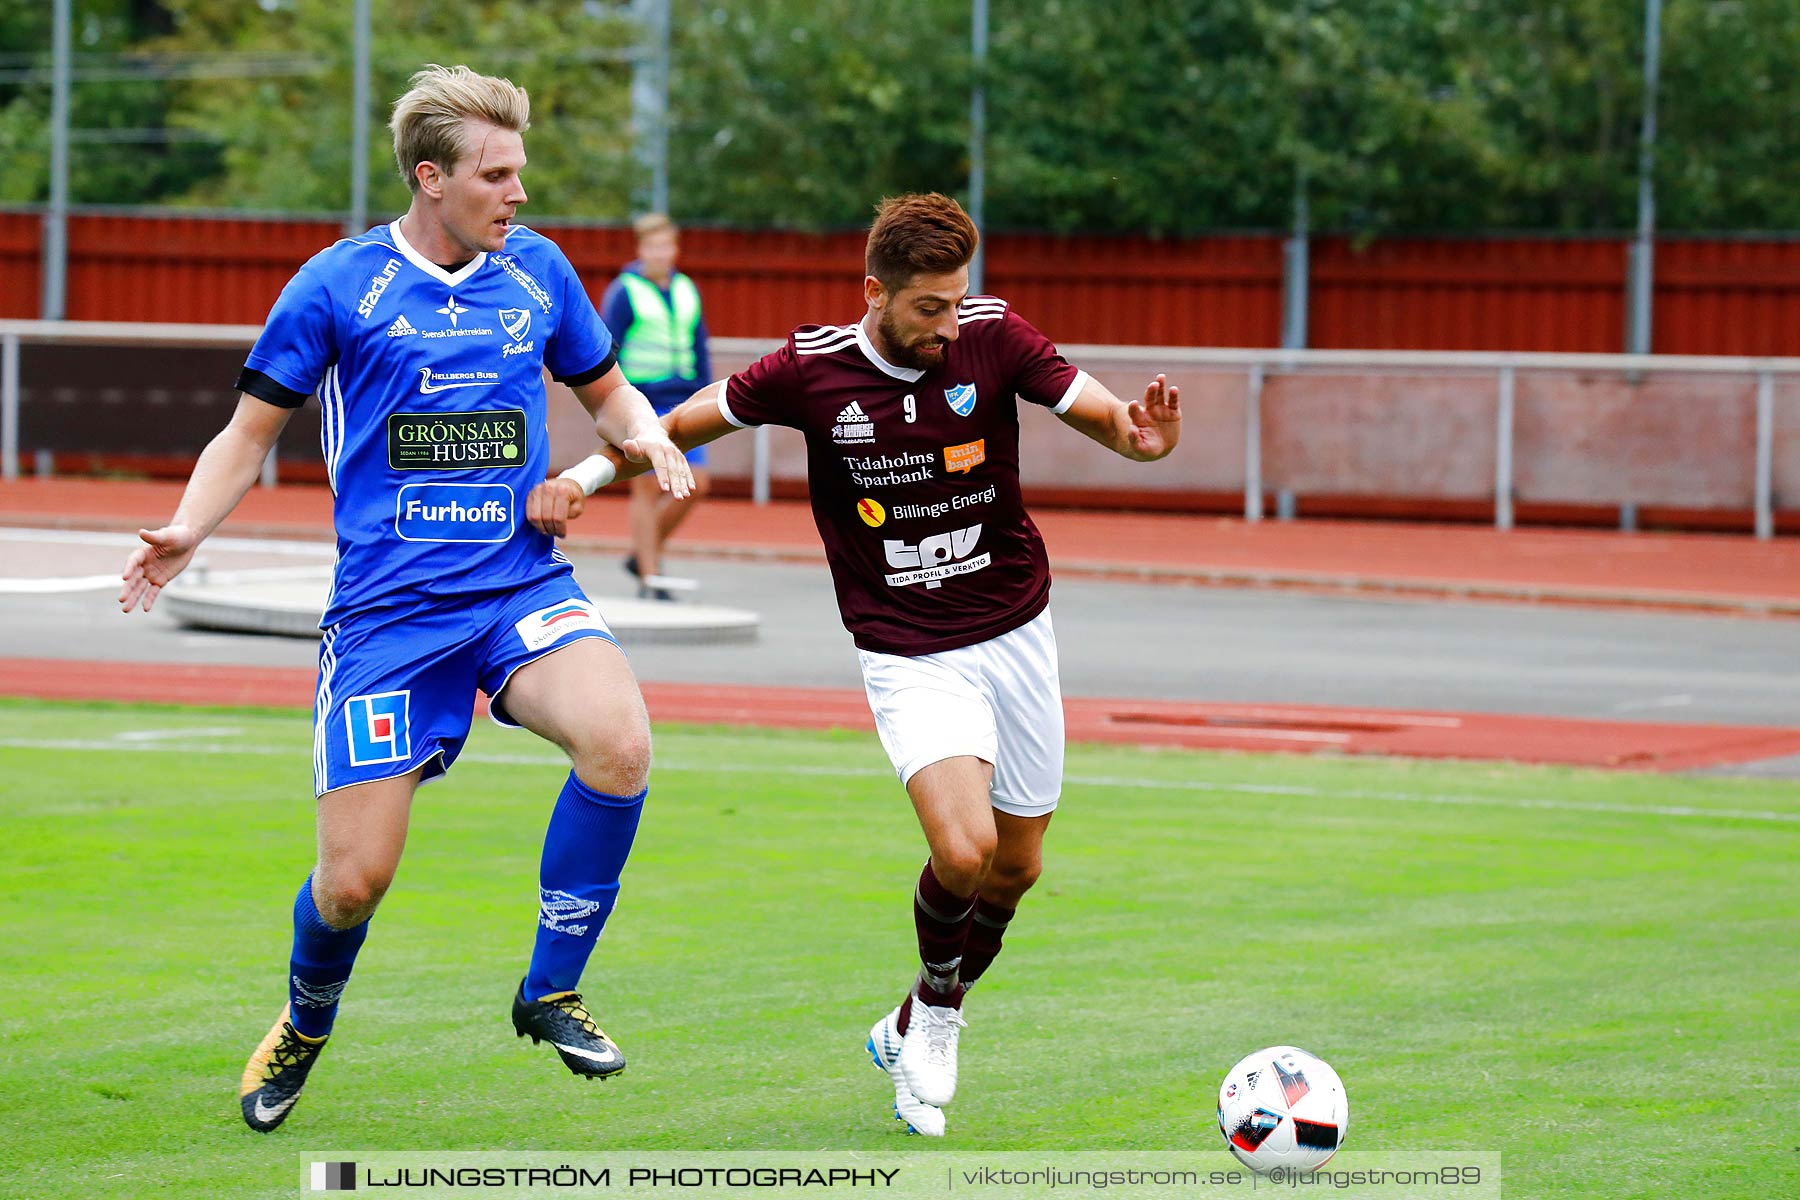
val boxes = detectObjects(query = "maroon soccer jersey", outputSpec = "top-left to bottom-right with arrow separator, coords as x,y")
721,297 -> 1086,655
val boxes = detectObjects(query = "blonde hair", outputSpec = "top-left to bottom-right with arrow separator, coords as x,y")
633,213 -> 678,241
390,64 -> 530,193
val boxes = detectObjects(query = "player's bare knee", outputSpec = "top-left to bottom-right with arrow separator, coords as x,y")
982,858 -> 1041,905
570,722 -> 651,795
933,837 -> 996,896
315,869 -> 391,926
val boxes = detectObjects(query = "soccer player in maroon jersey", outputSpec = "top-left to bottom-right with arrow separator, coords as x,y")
530,193 -> 1180,1135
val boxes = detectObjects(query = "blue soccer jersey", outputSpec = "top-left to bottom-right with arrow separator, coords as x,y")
238,220 -> 615,625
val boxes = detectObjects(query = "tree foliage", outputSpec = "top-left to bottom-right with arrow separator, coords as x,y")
1657,0 -> 1800,230
2,0 -> 1798,233
0,0 -> 219,206
148,0 -> 640,219
668,0 -> 971,229
669,0 -> 1800,235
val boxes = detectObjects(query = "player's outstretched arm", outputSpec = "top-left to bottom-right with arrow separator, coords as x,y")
528,381 -> 738,537
1055,373 -> 1181,462
120,393 -> 294,613
572,364 -> 694,500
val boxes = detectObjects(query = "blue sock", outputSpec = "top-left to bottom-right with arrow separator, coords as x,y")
287,874 -> 369,1040
524,772 -> 646,999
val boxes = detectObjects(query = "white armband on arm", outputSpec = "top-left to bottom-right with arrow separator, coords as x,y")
557,454 -> 618,496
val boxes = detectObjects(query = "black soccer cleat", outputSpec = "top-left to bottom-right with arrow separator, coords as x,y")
511,981 -> 627,1080
239,1005 -> 329,1132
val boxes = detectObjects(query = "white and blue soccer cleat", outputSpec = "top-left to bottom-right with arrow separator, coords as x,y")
867,1006 -> 945,1137
896,997 -> 966,1107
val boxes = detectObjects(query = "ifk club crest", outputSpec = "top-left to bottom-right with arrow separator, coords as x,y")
499,308 -> 531,343
944,382 -> 977,416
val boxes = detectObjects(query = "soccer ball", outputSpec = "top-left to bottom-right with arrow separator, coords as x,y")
1216,1046 -> 1348,1173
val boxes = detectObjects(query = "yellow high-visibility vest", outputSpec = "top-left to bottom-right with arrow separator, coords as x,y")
617,271 -> 702,384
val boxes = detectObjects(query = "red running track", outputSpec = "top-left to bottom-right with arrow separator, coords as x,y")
7,479 -> 1799,770
6,657 -> 1798,773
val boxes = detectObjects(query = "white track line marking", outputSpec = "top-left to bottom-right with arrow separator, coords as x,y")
0,527 -> 333,556
0,737 -> 1793,824
2,527 -> 334,593
0,563 -> 331,595
0,574 -> 125,594
1611,693 -> 1695,713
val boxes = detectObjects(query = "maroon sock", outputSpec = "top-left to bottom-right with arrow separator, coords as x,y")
896,975 -> 967,1036
907,861 -> 974,1021
959,895 -> 1016,990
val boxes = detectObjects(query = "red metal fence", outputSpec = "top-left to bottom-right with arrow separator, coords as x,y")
4,209 -> 1800,355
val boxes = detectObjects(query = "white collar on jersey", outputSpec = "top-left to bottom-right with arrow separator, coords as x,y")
854,318 -> 925,383
389,219 -> 489,288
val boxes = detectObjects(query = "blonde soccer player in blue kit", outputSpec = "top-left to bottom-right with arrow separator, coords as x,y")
121,65 -> 690,1131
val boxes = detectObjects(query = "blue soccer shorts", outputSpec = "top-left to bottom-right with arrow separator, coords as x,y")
312,572 -> 618,796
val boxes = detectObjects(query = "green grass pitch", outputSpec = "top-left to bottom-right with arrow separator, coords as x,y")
0,698 -> 1795,1198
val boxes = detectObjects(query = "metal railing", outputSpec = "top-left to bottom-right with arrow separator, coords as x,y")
0,319 -> 278,487
3,321 -> 1794,538
1053,342 -> 1798,540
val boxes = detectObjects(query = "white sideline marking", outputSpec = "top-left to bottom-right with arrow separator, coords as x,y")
1611,693 -> 1695,713
0,574 -> 124,594
0,563 -> 330,595
0,736 -> 1795,824
0,527 -> 334,556
1,526 -> 334,593
1064,770 -> 1800,824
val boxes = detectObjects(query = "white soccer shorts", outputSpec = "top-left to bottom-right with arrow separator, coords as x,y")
857,608 -> 1064,817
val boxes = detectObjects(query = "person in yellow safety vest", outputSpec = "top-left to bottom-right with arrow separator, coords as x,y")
600,213 -> 713,600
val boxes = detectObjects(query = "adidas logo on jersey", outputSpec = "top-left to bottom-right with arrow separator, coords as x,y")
386,314 -> 418,338
833,401 -> 876,445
